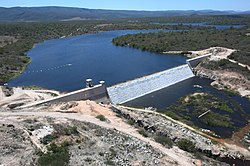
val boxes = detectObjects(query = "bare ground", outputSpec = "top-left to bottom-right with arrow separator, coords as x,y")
0,97 -> 235,166
0,36 -> 18,47
189,47 -> 250,98
0,86 -> 60,109
0,71 -> 249,165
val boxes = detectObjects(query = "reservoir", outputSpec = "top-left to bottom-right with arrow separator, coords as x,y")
8,28 -> 250,138
3,23 -> 249,166
8,29 -> 187,91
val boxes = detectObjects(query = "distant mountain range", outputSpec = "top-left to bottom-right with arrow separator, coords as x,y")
0,6 -> 249,22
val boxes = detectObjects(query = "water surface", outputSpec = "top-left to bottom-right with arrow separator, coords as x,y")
151,22 -> 245,30
8,30 -> 187,91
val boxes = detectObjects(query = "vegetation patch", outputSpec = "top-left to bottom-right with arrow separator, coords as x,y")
138,128 -> 149,137
201,59 -> 250,81
180,93 -> 234,113
52,124 -> 79,137
113,28 -> 249,62
223,88 -> 240,97
127,119 -> 135,125
64,126 -> 79,136
96,115 -> 107,121
154,135 -> 173,148
177,138 -> 196,153
200,113 -> 232,127
41,134 -> 56,145
104,160 -> 115,166
161,92 -> 247,137
38,142 -> 70,166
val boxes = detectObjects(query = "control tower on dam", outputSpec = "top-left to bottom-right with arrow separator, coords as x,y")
107,64 -> 194,104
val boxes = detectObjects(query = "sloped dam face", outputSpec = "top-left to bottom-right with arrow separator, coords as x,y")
107,64 -> 194,104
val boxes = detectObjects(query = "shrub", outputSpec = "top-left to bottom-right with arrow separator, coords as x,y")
109,148 -> 117,158
127,119 -> 135,125
200,113 -> 232,127
138,129 -> 148,137
104,160 -> 115,166
64,126 -> 78,135
177,138 -> 196,153
217,102 -> 234,113
40,134 -> 56,145
96,115 -> 107,121
224,89 -> 239,97
218,59 -> 229,67
154,135 -> 173,148
38,143 -> 70,166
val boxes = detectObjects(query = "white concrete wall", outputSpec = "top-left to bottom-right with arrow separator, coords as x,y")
20,84 -> 108,108
107,64 -> 194,104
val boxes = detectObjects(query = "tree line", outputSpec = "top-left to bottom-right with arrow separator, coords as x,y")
112,28 -> 250,66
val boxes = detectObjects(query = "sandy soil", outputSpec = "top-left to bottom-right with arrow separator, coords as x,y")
94,24 -> 113,28
0,101 -> 196,166
51,101 -> 196,165
0,86 -> 5,100
166,47 -> 249,70
189,47 -> 236,60
0,86 -> 59,108
190,47 -> 250,70
190,47 -> 250,97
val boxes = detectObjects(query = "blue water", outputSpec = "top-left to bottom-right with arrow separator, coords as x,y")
8,30 -> 187,91
151,22 -> 245,30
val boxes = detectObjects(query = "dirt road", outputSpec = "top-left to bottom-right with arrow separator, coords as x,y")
0,110 -> 194,166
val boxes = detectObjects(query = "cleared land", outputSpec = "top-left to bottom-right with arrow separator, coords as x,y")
0,87 -> 250,165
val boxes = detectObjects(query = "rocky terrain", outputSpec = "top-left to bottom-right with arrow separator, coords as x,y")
188,47 -> 250,98
114,106 -> 250,160
0,87 -> 250,165
0,36 -> 18,48
0,86 -> 59,109
195,64 -> 250,97
0,103 -> 194,166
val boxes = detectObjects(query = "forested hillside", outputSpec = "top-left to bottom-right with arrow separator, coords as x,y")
112,28 -> 250,65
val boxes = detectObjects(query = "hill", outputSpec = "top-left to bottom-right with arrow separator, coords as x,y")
0,6 -> 249,22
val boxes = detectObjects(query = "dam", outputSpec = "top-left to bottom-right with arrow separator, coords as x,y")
19,54 -> 210,107
107,54 -> 211,104
107,64 -> 194,104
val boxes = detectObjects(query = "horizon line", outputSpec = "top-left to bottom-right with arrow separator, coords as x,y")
0,6 -> 248,12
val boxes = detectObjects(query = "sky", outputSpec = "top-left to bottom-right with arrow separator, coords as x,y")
0,0 -> 249,11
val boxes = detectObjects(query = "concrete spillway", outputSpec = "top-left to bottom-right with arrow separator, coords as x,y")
107,64 -> 195,104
